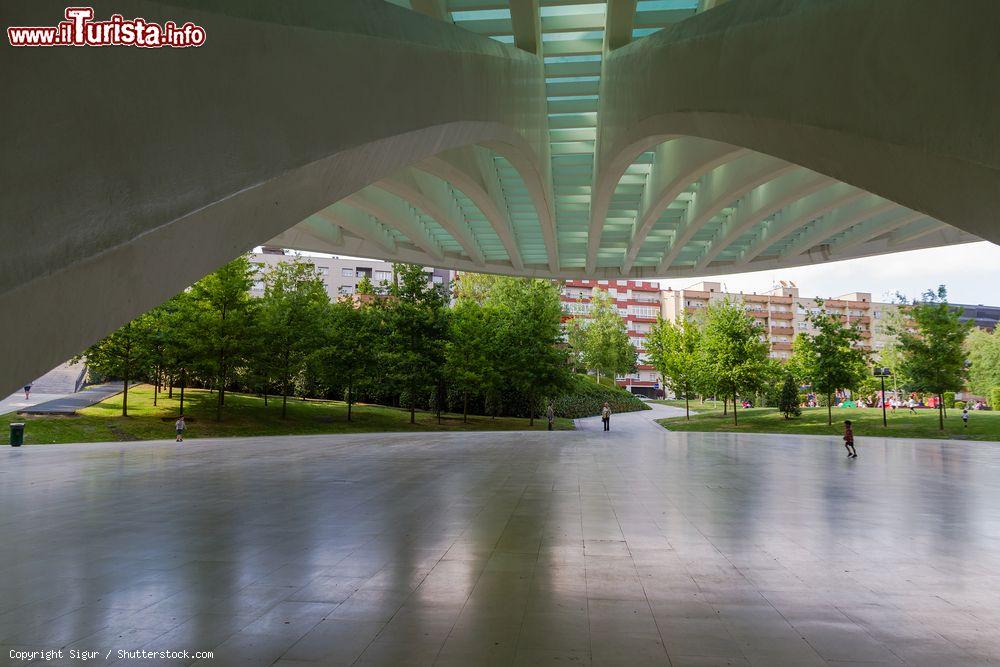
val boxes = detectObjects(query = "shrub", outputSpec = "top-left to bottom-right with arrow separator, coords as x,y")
778,374 -> 801,419
954,400 -> 965,410
989,387 -> 1000,411
943,391 -> 956,408
551,374 -> 650,419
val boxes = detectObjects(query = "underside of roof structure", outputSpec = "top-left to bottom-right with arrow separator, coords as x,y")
2,0 -> 999,392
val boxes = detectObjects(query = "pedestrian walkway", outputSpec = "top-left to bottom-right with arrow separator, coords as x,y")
2,408 -> 999,664
18,382 -> 125,415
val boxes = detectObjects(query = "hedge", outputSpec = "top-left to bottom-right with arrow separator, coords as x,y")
552,374 -> 651,419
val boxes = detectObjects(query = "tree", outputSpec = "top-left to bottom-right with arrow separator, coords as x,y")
259,259 -> 329,418
892,286 -> 972,430
316,300 -> 378,421
466,276 -> 570,423
356,274 -> 376,296
581,288 -> 637,384
80,317 -> 151,416
646,314 -> 701,420
565,317 -> 588,374
795,300 -> 869,425
445,299 -> 497,422
384,264 -> 449,424
778,373 -> 801,419
699,299 -> 770,425
966,327 -> 1000,397
189,256 -> 257,421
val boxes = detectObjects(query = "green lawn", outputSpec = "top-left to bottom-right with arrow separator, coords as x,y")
651,399 -> 725,412
5,385 -> 574,445
657,405 -> 1000,442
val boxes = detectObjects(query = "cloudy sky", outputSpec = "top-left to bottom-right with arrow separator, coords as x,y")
658,241 -> 1000,306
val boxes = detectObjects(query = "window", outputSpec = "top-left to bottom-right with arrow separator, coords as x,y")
338,285 -> 355,296
341,268 -> 353,277
252,280 -> 264,292
432,275 -> 444,285
375,270 -> 391,281
873,310 -> 881,319
798,321 -> 807,330
317,267 -> 329,276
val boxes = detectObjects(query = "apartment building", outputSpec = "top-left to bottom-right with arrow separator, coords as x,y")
560,279 -> 909,395
560,279 -> 664,395
249,248 -> 455,301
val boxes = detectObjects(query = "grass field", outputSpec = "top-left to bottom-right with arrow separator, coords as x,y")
4,385 -> 574,445
651,399 -> 725,412
657,404 -> 1000,442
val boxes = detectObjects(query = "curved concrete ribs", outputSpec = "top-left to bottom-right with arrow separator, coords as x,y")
2,0 -> 998,393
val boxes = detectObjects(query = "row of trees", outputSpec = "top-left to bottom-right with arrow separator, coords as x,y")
645,287 -> 975,430
83,257 -> 572,423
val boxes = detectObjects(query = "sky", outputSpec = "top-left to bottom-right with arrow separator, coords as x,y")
657,241 -> 1000,306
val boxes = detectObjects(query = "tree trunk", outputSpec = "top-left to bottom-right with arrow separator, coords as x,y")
723,396 -> 728,416
827,392 -> 833,426
410,382 -> 416,424
732,389 -> 738,426
529,391 -> 535,427
122,370 -> 129,417
168,373 -> 173,399
153,366 -> 158,407
938,393 -> 944,430
463,391 -> 468,424
685,390 -> 690,421
347,380 -> 353,422
263,382 -> 268,407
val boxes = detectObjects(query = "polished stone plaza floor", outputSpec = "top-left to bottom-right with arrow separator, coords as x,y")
2,404 -> 1000,666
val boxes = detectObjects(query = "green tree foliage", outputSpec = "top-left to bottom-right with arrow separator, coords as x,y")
778,373 -> 801,419
966,327 -> 1000,397
315,300 -> 378,421
892,286 -> 972,430
699,299 -> 770,425
793,299 -> 869,425
481,276 -> 570,424
259,259 -> 329,418
385,264 -> 449,424
445,299 -> 498,422
580,288 -> 637,384
646,315 -> 701,420
355,274 -> 376,296
79,317 -> 151,416
188,256 -> 257,421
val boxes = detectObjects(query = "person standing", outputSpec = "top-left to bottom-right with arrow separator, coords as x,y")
962,408 -> 969,428
175,415 -> 186,443
907,397 -> 918,414
601,402 -> 611,432
546,402 -> 555,431
23,384 -> 31,400
843,420 -> 857,458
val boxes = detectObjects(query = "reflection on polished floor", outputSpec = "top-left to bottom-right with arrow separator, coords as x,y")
2,404 -> 1000,666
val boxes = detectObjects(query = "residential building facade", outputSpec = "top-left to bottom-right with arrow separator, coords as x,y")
250,249 -> 455,301
559,279 -> 918,395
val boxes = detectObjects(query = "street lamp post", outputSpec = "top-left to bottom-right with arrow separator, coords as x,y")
874,367 -> 892,427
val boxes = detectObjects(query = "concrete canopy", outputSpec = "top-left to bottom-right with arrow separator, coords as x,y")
1,0 -> 998,392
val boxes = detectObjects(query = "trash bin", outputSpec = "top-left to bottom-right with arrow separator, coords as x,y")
9,423 -> 24,447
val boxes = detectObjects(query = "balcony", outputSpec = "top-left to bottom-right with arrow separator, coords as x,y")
770,311 -> 794,321
771,341 -> 793,351
771,326 -> 794,336
847,300 -> 871,309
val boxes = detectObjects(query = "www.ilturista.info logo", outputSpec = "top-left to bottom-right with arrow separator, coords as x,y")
7,7 -> 206,48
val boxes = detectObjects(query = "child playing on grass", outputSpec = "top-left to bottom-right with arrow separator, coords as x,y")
175,415 -> 185,442
843,420 -> 857,458
962,408 -> 969,428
